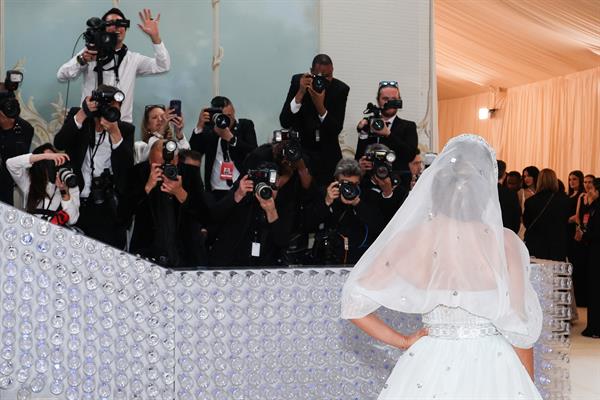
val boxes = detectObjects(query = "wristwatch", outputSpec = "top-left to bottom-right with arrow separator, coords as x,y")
228,136 -> 237,147
76,54 -> 88,66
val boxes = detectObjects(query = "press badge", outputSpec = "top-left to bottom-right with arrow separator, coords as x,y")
251,242 -> 261,257
315,129 -> 320,142
220,162 -> 234,180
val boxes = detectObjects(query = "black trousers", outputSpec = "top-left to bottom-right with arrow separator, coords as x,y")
76,199 -> 127,250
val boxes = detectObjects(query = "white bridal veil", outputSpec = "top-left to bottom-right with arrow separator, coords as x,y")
341,134 -> 542,348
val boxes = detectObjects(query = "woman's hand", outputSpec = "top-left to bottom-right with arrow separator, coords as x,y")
31,152 -> 69,166
350,314 -> 428,351
398,328 -> 429,350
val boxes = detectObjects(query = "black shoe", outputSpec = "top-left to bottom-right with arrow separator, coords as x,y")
581,329 -> 600,338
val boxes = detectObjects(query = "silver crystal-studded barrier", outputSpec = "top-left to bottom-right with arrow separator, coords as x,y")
0,205 -> 571,400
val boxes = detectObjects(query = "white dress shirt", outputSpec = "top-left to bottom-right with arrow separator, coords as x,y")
57,43 -> 171,123
73,115 -> 123,198
6,154 -> 80,224
210,137 -> 240,191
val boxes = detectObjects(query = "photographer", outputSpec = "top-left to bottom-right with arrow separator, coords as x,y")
208,158 -> 297,268
356,81 -> 417,172
139,104 -> 189,162
359,143 -> 408,229
305,158 -> 383,265
6,144 -> 80,225
190,96 -> 257,200
124,140 -> 209,269
54,84 -> 134,249
57,8 -> 170,123
279,54 -> 349,187
0,72 -> 34,205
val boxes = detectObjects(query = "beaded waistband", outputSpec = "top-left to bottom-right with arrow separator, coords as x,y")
425,323 -> 499,339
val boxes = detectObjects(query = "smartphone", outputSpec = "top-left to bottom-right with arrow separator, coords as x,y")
169,99 -> 182,117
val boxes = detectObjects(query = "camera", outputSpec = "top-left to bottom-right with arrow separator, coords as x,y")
161,140 -> 179,181
311,73 -> 328,93
41,160 -> 78,189
273,129 -> 302,162
90,168 -> 117,207
205,107 -> 231,130
336,180 -> 361,201
86,87 -> 125,122
0,70 -> 23,118
83,17 -> 128,63
311,229 -> 345,264
365,149 -> 396,180
248,168 -> 278,200
358,99 -> 404,139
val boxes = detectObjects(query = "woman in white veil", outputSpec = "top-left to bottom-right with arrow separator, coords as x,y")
341,134 -> 543,399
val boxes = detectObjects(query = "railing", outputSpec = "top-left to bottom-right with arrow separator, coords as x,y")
0,204 -> 570,400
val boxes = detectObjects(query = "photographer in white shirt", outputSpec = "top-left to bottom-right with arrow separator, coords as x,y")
7,143 -> 80,226
57,7 -> 170,123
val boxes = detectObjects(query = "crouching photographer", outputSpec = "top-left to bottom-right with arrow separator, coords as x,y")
54,84 -> 134,249
208,157 -> 296,268
305,158 -> 383,265
359,143 -> 408,230
124,139 -> 209,269
6,143 -> 80,226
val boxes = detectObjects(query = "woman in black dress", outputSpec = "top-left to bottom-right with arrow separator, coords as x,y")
567,171 -> 586,306
580,178 -> 600,338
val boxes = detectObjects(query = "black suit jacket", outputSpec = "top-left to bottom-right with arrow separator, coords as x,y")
125,162 -> 210,268
54,107 -> 134,197
189,118 -> 257,191
355,115 -> 418,172
0,117 -> 34,205
279,74 -> 349,183
498,184 -> 521,234
523,190 -> 570,261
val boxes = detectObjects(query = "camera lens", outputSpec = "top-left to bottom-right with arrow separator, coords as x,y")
101,106 -> 121,123
339,182 -> 360,201
213,113 -> 231,129
1,98 -> 20,119
255,182 -> 273,200
58,168 -> 78,189
375,165 -> 390,180
283,142 -> 302,162
371,118 -> 385,131
312,75 -> 327,93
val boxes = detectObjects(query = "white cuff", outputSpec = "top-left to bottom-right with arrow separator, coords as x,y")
318,110 -> 328,122
290,98 -> 302,114
73,114 -> 83,130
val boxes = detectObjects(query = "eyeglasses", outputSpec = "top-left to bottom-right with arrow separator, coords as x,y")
145,104 -> 165,113
379,80 -> 399,88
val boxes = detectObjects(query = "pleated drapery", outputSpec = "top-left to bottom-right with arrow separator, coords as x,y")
438,66 -> 600,181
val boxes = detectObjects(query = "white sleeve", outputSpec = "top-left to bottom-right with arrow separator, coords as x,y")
62,187 -> 81,225
136,42 -> 171,76
57,50 -> 87,82
177,135 -> 190,150
289,98 -> 302,114
5,154 -> 32,192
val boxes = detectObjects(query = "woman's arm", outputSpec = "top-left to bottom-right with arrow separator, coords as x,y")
350,313 -> 427,350
6,153 -> 33,191
513,346 -> 534,379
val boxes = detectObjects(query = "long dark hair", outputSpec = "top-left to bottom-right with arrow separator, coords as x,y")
26,143 -> 57,213
568,170 -> 584,196
522,166 -> 539,189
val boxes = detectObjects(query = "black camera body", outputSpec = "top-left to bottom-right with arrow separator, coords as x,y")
161,140 -> 179,181
365,149 -> 396,180
273,129 -> 302,162
90,168 -> 117,207
311,74 -> 328,93
248,168 -> 278,200
336,180 -> 361,201
205,108 -> 231,130
0,70 -> 23,119
83,17 -> 123,63
87,88 -> 124,122
41,160 -> 78,189
359,99 -> 404,138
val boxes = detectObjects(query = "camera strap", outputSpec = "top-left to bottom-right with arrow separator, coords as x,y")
88,129 -> 107,180
94,45 -> 128,86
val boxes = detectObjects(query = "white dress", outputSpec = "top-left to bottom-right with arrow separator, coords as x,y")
378,306 -> 542,400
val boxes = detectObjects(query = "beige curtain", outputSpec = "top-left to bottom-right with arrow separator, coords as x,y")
438,66 -> 600,182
